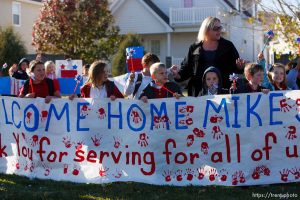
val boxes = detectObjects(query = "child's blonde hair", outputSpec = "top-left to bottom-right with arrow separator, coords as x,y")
85,60 -> 107,87
44,60 -> 55,73
244,63 -> 264,81
150,62 -> 166,77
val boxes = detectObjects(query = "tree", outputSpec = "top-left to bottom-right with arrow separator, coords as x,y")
112,34 -> 143,76
0,27 -> 26,76
257,0 -> 300,57
32,0 -> 120,63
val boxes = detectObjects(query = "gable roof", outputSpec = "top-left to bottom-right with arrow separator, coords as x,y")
142,0 -> 169,24
223,0 -> 252,17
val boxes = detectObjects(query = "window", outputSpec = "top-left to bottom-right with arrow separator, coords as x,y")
183,0 -> 193,8
12,2 -> 21,26
150,40 -> 160,56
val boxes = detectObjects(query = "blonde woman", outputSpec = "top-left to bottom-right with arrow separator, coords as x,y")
171,16 -> 245,96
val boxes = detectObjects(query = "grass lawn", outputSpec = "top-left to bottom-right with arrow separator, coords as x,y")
0,173 -> 299,200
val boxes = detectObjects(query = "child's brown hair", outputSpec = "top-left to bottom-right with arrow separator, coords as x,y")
244,63 -> 264,81
141,53 -> 160,67
267,63 -> 287,87
85,60 -> 107,87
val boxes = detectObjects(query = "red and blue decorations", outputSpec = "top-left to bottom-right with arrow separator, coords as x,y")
262,30 -> 274,53
126,46 -> 144,72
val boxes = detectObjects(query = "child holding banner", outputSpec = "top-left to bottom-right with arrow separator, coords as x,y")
230,63 -> 269,94
139,62 -> 182,102
19,60 -> 61,103
80,60 -> 123,100
198,66 -> 228,96
124,53 -> 160,99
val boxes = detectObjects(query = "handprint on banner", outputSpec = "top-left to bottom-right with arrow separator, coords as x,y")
26,112 -> 33,123
138,133 -> 149,147
290,167 -> 300,179
193,128 -> 205,138
279,169 -> 289,182
252,165 -> 270,180
72,165 -> 80,176
99,166 -> 109,177
42,163 -> 52,176
211,125 -> 224,140
197,167 -> 206,180
80,105 -> 91,117
91,135 -> 102,147
208,168 -> 218,182
279,98 -> 293,112
201,142 -> 209,155
40,110 -> 48,122
238,171 -> 246,183
113,136 -> 122,149
219,169 -> 228,182
185,168 -> 194,181
179,105 -> 194,115
210,115 -> 223,123
186,134 -> 194,147
30,135 -> 39,147
161,115 -> 171,128
62,136 -> 73,148
75,141 -> 84,150
162,170 -> 172,182
175,169 -> 183,181
153,116 -> 160,129
97,107 -> 106,119
131,110 -> 142,124
284,125 -> 297,140
113,169 -> 122,179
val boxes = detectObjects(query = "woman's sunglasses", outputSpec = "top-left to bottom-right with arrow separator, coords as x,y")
212,26 -> 223,31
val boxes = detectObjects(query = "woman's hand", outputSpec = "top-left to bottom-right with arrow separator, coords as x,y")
173,92 -> 181,99
140,96 -> 148,103
129,73 -> 135,83
170,65 -> 180,79
25,93 -> 36,98
69,94 -> 76,100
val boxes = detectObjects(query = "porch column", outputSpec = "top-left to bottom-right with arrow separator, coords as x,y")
167,32 -> 171,57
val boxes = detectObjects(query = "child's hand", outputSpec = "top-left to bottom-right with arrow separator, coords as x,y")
110,95 -> 116,101
236,58 -> 246,69
45,96 -> 52,104
173,92 -> 181,99
25,93 -> 36,98
230,82 -> 237,91
69,94 -> 76,100
129,73 -> 135,82
170,65 -> 180,78
257,52 -> 264,61
140,96 -> 148,103
262,89 -> 270,94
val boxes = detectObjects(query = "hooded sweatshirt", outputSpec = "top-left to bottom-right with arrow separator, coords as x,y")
199,66 -> 228,96
12,58 -> 29,80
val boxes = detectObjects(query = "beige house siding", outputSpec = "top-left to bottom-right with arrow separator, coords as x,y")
0,0 -> 42,54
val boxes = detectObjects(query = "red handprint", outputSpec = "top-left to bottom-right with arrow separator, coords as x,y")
185,168 -> 194,181
113,136 -> 122,148
193,128 -> 205,138
185,117 -> 193,125
113,169 -> 122,179
279,169 -> 289,182
138,133 -> 149,147
197,167 -> 206,180
261,165 -> 270,176
91,135 -> 102,147
211,125 -> 224,140
30,135 -> 39,147
26,112 -> 32,123
75,141 -> 84,150
280,98 -> 293,112
210,115 -> 223,123
72,165 -> 80,176
238,171 -> 246,183
131,110 -> 142,124
175,169 -> 183,181
219,169 -> 228,182
153,116 -> 160,129
162,170 -> 172,182
97,107 -> 106,119
208,168 -> 217,182
80,105 -> 90,117
99,166 -> 109,177
201,142 -> 209,155
42,163 -> 52,176
186,134 -> 194,147
290,167 -> 300,179
285,126 -> 297,140
62,136 -> 73,148
232,171 -> 239,185
161,115 -> 171,128
40,110 -> 48,122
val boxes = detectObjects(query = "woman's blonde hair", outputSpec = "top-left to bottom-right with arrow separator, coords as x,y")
197,17 -> 221,42
85,60 -> 107,87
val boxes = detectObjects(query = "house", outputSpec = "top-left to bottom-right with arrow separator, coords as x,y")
0,0 -> 42,55
110,0 -> 264,66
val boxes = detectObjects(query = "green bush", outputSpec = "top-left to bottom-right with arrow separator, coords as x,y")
0,27 -> 26,76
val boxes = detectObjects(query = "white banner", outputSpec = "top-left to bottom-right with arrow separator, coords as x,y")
0,91 -> 300,186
